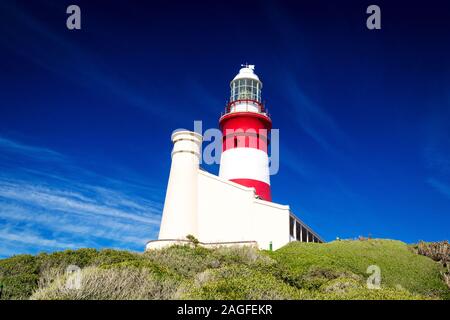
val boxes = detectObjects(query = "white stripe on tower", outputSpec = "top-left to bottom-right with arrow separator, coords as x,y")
219,148 -> 270,185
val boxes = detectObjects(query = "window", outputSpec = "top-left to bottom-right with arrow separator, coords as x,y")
230,78 -> 261,102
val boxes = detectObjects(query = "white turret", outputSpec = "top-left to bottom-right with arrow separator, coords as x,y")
157,130 -> 202,241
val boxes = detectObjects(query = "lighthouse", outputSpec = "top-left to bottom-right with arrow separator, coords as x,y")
146,65 -> 323,251
219,65 -> 272,201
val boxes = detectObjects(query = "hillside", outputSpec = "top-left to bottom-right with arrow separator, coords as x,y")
0,239 -> 449,300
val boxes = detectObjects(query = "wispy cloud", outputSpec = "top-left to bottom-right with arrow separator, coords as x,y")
284,74 -> 351,155
185,79 -> 225,117
0,227 -> 79,250
0,136 -> 64,161
260,1 -> 352,156
427,178 -> 450,199
0,136 -> 163,258
0,1 -> 189,123
423,130 -> 450,177
0,180 -> 160,225
422,93 -> 450,199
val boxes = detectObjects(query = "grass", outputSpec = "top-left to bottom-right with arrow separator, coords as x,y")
268,239 -> 449,299
0,239 -> 448,300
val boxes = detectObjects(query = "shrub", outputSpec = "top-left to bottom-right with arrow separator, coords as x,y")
0,255 -> 39,299
36,249 -> 99,272
0,274 -> 40,300
315,286 -> 428,300
211,246 -> 275,269
417,241 -> 450,265
0,249 -> 145,299
31,266 -> 178,300
320,277 -> 360,294
180,266 -> 307,300
298,267 -> 361,290
144,245 -> 218,278
186,234 -> 200,246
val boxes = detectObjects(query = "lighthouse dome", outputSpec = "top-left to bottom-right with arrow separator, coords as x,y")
232,65 -> 261,82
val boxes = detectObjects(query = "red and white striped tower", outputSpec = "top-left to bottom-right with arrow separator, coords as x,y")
219,65 -> 272,201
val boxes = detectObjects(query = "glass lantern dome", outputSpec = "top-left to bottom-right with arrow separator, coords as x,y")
227,65 -> 265,114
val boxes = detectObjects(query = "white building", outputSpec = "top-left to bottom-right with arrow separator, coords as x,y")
146,66 -> 323,251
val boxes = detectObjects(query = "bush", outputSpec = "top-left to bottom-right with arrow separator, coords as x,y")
31,266 -> 178,300
145,245 -> 219,278
320,277 -> 360,294
417,241 -> 450,264
180,266 -> 307,300
314,286 -> 427,300
0,249 -> 145,300
0,255 -> 39,299
212,246 -> 275,268
186,234 -> 200,246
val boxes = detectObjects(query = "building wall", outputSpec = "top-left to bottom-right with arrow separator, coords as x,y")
251,199 -> 291,250
197,170 -> 290,250
197,170 -> 256,243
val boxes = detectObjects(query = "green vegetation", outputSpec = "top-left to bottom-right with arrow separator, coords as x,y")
268,239 -> 449,299
0,239 -> 448,300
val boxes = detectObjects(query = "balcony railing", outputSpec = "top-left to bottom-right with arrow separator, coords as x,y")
220,99 -> 270,118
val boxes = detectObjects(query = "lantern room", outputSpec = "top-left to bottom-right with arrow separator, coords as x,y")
227,64 -> 264,113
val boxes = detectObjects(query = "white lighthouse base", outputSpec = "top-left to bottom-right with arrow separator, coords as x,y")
147,169 -> 323,252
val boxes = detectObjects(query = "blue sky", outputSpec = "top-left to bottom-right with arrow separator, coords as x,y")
1,0 -> 450,258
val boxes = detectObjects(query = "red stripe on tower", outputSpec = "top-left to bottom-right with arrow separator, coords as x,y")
219,65 -> 272,201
